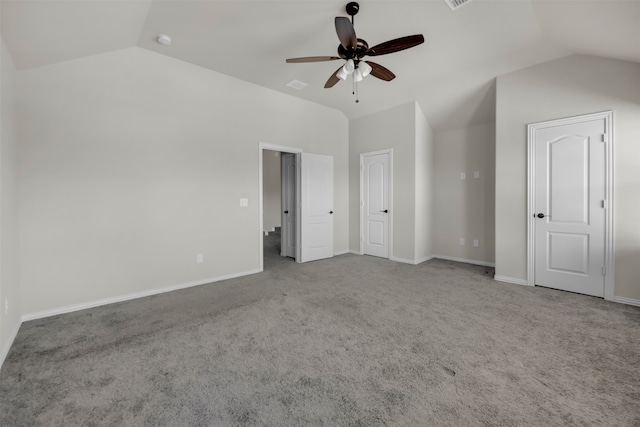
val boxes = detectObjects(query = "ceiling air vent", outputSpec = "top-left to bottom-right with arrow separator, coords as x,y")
286,79 -> 308,90
444,0 -> 473,11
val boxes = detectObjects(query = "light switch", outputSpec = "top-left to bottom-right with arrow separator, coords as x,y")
474,171 -> 480,179
460,172 -> 466,180
240,198 -> 248,207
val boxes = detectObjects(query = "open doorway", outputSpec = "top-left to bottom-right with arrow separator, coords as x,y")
262,150 -> 284,264
259,143 -> 302,272
259,143 -> 335,272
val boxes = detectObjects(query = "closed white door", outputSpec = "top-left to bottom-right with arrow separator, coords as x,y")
299,153 -> 334,263
362,152 -> 390,258
281,153 -> 296,258
533,116 -> 606,297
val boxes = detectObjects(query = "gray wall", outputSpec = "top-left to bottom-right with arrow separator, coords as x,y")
414,104 -> 435,262
349,102 -> 434,264
1,37 -> 20,364
433,122 -> 496,264
349,102 -> 416,262
17,47 -> 349,317
495,54 -> 640,300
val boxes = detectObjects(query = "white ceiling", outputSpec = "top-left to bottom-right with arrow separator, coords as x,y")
2,0 -> 639,131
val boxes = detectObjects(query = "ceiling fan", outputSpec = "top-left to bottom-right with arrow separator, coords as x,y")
285,2 -> 424,102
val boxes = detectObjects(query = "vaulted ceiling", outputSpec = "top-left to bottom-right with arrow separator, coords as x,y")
2,0 -> 639,131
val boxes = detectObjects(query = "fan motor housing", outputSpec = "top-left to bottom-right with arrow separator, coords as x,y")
337,38 -> 369,59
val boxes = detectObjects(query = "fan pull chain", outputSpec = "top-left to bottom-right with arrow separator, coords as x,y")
352,74 -> 359,103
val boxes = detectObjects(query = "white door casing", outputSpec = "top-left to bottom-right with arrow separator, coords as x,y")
281,153 -> 296,258
361,151 -> 391,258
299,153 -> 334,263
528,112 -> 614,298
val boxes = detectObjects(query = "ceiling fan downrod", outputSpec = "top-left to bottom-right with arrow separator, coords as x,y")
346,2 -> 359,25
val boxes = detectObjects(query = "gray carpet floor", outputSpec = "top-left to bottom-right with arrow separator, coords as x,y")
1,230 -> 639,426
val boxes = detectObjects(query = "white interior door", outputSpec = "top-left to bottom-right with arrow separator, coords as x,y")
533,116 -> 607,297
281,153 -> 296,258
362,152 -> 390,258
299,153 -> 333,263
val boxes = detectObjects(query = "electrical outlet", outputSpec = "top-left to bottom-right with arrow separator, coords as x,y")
196,253 -> 204,264
474,171 -> 480,179
459,238 -> 465,246
473,240 -> 479,248
239,198 -> 248,207
460,172 -> 466,180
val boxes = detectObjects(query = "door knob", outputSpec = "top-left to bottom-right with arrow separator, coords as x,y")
537,213 -> 546,218
329,211 -> 334,214
284,210 -> 289,214
381,209 -> 388,213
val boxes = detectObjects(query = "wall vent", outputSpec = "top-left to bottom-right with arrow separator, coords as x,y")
444,0 -> 473,11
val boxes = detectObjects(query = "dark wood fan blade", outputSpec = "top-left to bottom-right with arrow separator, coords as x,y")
365,61 -> 396,81
286,56 -> 340,63
335,17 -> 357,49
366,34 -> 424,56
324,66 -> 343,88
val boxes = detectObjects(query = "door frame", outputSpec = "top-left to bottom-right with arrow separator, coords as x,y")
259,142 -> 302,272
527,111 -> 614,300
359,149 -> 393,257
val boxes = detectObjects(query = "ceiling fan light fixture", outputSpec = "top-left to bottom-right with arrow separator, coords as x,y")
359,61 -> 372,77
336,67 -> 350,81
353,68 -> 363,83
343,59 -> 355,73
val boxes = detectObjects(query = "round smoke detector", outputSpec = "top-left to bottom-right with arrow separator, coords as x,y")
156,34 -> 172,46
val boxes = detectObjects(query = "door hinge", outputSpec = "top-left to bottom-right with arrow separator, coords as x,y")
601,134 -> 607,143
601,200 -> 606,208
602,266 -> 606,276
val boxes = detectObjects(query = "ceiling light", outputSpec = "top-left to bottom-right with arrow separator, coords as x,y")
353,69 -> 363,83
359,61 -> 372,78
343,59 -> 355,73
336,67 -> 349,81
156,34 -> 172,46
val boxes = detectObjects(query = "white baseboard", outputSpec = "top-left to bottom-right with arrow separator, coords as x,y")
22,268 -> 261,322
494,275 -> 531,286
433,255 -> 495,268
416,255 -> 434,265
610,296 -> 640,307
1,319 -> 22,370
390,256 -> 412,265
333,250 -> 350,256
348,250 -> 362,255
